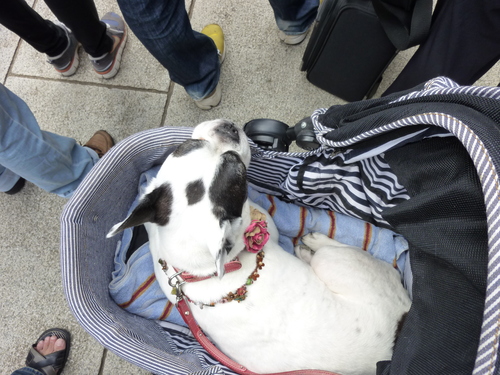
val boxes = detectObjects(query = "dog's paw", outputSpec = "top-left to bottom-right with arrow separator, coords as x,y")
294,244 -> 314,264
301,232 -> 338,251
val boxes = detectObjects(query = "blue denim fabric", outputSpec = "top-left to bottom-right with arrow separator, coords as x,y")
11,367 -> 44,375
0,84 -> 99,197
117,0 -> 318,100
116,0 -> 220,100
269,0 -> 319,34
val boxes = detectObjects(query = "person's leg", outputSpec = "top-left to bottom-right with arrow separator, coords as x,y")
42,0 -> 112,58
0,0 -> 114,76
45,0 -> 128,79
0,165 -> 23,194
117,0 -> 219,100
0,84 -> 100,198
268,0 -> 318,34
11,368 -> 44,375
383,0 -> 500,95
0,0 -> 67,57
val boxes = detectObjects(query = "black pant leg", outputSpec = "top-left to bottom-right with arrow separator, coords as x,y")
0,0 -> 67,56
384,0 -> 500,95
42,0 -> 112,57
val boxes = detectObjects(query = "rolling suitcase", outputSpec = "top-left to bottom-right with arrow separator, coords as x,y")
301,0 -> 432,102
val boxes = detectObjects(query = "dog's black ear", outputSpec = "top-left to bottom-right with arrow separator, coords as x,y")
107,183 -> 173,237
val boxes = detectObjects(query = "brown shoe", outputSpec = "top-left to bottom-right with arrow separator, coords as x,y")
84,130 -> 114,158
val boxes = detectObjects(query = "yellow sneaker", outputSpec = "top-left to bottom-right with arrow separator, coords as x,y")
195,24 -> 225,109
201,24 -> 225,64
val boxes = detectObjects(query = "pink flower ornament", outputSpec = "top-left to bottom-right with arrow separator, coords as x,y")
244,220 -> 270,253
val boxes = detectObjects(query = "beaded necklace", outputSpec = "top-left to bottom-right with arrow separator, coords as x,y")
185,251 -> 265,308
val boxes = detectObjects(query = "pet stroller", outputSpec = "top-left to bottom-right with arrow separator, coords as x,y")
61,77 -> 500,375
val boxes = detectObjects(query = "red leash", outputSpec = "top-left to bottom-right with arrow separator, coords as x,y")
176,298 -> 341,375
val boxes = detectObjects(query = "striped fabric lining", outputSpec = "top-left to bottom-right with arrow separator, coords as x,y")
247,142 -> 410,227
60,77 -> 500,374
163,327 -> 239,375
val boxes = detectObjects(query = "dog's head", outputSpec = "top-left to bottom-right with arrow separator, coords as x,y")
107,119 -> 252,277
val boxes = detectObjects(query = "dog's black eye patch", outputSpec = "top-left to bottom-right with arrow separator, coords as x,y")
209,150 -> 247,221
173,139 -> 206,157
186,179 -> 205,205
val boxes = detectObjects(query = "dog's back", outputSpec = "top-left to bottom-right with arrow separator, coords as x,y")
186,236 -> 409,375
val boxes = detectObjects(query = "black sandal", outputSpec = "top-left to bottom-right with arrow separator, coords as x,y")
25,328 -> 71,375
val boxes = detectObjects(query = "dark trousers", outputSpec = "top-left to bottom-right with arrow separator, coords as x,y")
0,0 -> 112,57
384,0 -> 500,95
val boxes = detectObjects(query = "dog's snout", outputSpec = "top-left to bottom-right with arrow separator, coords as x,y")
191,119 -> 251,167
215,120 -> 240,143
219,120 -> 237,133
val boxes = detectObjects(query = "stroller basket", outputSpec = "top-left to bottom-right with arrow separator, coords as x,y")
61,77 -> 500,375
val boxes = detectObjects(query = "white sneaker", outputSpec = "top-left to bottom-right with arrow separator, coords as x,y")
278,29 -> 310,45
195,83 -> 222,110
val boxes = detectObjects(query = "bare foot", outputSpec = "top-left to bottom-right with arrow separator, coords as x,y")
26,329 -> 70,375
35,335 -> 66,356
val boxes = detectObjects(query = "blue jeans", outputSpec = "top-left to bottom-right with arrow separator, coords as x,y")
11,367 -> 44,375
0,84 -> 99,198
117,0 -> 318,100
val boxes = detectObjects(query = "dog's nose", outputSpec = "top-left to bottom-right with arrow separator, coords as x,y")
216,120 -> 240,143
220,120 -> 237,132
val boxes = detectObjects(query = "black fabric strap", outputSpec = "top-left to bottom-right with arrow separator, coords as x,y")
371,0 -> 432,50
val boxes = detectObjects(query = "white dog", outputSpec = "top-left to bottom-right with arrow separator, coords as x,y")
108,119 -> 411,375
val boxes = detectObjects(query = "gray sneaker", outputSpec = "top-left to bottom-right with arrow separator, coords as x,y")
46,22 -> 80,76
278,29 -> 310,45
90,12 -> 128,79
